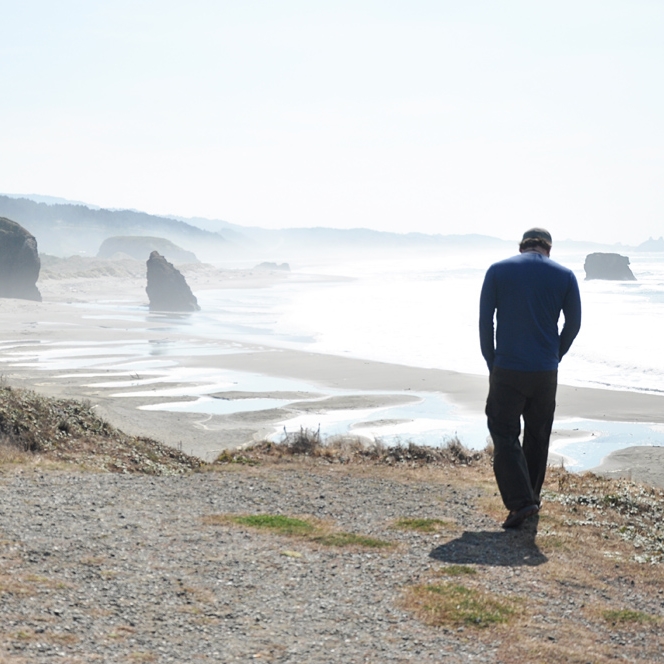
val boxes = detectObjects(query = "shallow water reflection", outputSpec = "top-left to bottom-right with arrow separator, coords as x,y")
2,336 -> 664,472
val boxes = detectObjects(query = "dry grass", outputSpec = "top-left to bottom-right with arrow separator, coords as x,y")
392,517 -> 450,533
403,582 -> 520,628
435,565 -> 477,576
127,654 -> 158,663
106,625 -> 137,640
0,574 -> 39,597
310,532 -> 392,548
8,629 -> 77,646
601,608 -> 658,625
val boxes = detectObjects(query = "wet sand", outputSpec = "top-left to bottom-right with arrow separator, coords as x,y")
1,265 -> 664,484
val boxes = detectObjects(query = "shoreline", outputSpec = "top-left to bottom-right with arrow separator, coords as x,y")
2,269 -> 664,483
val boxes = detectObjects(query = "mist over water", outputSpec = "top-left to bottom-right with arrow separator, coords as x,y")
195,248 -> 664,395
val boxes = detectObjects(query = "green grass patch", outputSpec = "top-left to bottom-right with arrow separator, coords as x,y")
393,517 -> 448,533
436,565 -> 477,576
404,582 -> 518,628
602,609 -> 656,624
228,514 -> 315,536
205,513 -> 394,549
311,532 -> 392,548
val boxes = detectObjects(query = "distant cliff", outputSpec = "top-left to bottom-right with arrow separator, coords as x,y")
98,236 -> 199,264
636,237 -> 664,252
0,195 -> 227,259
8,193 -> 632,265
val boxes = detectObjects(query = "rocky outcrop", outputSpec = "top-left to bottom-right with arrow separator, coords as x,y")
98,236 -> 199,264
0,217 -> 42,301
584,253 -> 636,281
146,251 -> 200,312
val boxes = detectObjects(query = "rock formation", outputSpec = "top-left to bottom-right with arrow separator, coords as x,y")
0,217 -> 42,301
636,237 -> 664,252
254,262 -> 290,271
584,253 -> 636,281
98,236 -> 199,264
146,251 -> 200,312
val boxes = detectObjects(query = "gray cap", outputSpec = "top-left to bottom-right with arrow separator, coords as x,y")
522,227 -> 552,244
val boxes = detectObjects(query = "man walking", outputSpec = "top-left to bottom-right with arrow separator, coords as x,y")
479,228 -> 581,528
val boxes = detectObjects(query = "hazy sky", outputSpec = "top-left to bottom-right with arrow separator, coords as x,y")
2,1 -> 663,243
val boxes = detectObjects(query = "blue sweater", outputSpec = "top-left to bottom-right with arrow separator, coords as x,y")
479,252 -> 581,372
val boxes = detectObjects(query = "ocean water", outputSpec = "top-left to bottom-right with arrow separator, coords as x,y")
194,249 -> 664,395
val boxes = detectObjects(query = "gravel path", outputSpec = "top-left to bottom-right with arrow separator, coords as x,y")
0,465 -> 516,663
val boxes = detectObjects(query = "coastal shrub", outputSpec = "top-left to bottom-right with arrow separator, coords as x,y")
217,431 -> 490,467
0,385 -> 201,474
215,450 -> 258,465
284,426 -> 321,455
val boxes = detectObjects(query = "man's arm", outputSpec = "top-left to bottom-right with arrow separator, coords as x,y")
479,268 -> 496,371
559,272 -> 581,360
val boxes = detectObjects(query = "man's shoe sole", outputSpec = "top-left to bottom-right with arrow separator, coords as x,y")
502,504 -> 539,529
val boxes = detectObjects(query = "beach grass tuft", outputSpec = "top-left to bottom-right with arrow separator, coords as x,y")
404,582 -> 518,628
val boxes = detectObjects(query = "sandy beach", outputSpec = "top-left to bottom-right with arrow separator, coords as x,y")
2,260 -> 664,483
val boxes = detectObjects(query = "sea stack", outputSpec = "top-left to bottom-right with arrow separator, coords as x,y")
0,216 -> 42,301
146,251 -> 200,312
584,253 -> 636,281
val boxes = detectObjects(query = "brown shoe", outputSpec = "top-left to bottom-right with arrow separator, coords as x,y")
502,504 -> 539,529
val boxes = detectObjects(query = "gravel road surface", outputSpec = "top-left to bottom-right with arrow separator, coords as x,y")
0,465 -> 522,663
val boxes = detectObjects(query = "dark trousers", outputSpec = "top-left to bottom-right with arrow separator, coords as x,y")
486,366 -> 557,511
